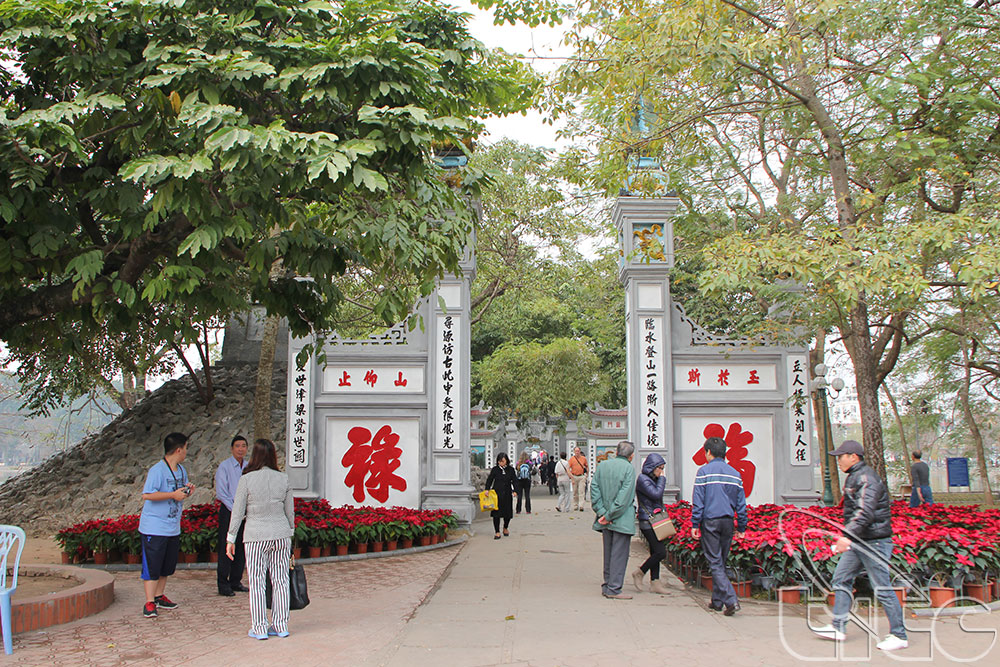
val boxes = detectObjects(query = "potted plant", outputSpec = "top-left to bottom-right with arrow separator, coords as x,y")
919,541 -> 963,608
93,523 -> 118,564
118,527 -> 143,565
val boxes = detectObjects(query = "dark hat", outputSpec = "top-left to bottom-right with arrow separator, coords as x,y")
829,440 -> 864,457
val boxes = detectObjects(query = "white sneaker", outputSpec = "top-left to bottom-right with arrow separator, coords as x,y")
811,624 -> 846,641
876,635 -> 908,651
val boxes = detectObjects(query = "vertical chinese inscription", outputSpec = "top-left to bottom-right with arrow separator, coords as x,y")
435,313 -> 460,450
289,359 -> 311,467
786,355 -> 811,466
641,316 -> 665,448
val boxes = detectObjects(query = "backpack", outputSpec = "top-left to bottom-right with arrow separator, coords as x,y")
518,463 -> 531,480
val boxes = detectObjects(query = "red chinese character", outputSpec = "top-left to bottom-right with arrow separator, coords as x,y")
717,369 -> 730,386
341,425 -> 407,503
691,422 -> 756,497
747,370 -> 760,385
338,371 -> 351,387
688,369 -> 701,386
394,372 -> 407,387
363,370 -> 378,387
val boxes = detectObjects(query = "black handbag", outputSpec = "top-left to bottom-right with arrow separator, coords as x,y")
265,563 -> 310,610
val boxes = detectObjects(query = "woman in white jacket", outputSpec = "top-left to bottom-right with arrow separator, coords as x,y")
226,438 -> 294,640
554,452 -> 572,513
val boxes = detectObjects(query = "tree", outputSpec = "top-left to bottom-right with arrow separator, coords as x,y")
477,337 -> 604,419
1,0 -> 536,413
531,0 -> 1000,479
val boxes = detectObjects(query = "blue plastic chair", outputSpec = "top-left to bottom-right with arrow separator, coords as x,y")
1,525 -> 26,655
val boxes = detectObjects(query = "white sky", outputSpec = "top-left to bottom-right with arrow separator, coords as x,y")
452,1 -> 571,149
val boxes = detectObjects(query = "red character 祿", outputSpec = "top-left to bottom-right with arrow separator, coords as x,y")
341,425 -> 407,503
691,422 -> 756,498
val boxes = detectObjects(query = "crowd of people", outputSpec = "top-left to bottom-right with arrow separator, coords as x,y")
138,430 -> 922,652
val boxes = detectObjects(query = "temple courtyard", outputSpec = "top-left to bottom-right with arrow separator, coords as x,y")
8,493 -> 999,665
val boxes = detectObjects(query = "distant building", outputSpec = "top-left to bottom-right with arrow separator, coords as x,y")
470,405 -> 499,469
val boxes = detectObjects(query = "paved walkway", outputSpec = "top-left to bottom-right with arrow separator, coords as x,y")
8,492 -> 1000,665
377,493 -> 1000,666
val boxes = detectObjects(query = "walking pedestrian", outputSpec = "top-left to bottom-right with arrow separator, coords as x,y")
515,452 -> 533,514
485,452 -> 518,538
591,440 -> 636,600
812,440 -> 908,652
909,451 -> 934,507
215,435 -> 248,596
554,452 -> 572,512
632,453 -> 669,594
569,446 -> 589,511
691,436 -> 747,616
546,457 -> 558,495
226,439 -> 295,640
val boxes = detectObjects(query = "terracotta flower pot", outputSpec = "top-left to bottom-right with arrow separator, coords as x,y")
335,544 -> 349,556
126,553 -> 142,565
372,541 -> 383,553
61,552 -> 72,564
181,552 -> 197,563
385,540 -> 398,551
418,536 -> 431,547
94,551 -> 109,565
355,542 -> 368,554
928,586 -> 956,608
293,547 -> 302,559
401,538 -> 413,549
209,551 -> 219,563
733,581 -> 752,598
890,586 -> 907,607
430,534 -> 440,545
963,582 -> 992,603
321,545 -> 332,557
778,587 -> 802,604
307,546 -> 322,558
108,549 -> 121,563
701,574 -> 713,592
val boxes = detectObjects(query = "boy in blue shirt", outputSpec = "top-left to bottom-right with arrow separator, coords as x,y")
139,432 -> 195,618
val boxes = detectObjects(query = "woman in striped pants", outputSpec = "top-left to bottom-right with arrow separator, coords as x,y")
227,439 -> 295,640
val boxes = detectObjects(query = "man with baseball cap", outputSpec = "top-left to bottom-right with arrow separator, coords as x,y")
811,440 -> 908,652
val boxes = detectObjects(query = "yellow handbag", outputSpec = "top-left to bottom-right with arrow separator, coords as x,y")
479,489 -> 498,511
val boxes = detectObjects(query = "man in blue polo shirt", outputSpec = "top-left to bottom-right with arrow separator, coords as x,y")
691,436 -> 748,616
139,432 -> 195,618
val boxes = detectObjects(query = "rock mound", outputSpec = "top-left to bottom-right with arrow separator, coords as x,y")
0,363 -> 286,537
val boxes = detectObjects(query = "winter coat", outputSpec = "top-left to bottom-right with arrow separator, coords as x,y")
485,464 -> 517,520
841,460 -> 893,540
590,455 -> 636,535
636,453 -> 667,523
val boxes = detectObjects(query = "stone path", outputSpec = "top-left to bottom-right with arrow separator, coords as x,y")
8,492 -> 1000,665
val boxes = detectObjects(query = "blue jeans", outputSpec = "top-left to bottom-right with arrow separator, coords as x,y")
831,537 -> 906,639
909,485 -> 933,507
700,517 -> 738,608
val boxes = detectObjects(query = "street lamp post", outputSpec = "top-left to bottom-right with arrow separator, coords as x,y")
812,364 -> 845,507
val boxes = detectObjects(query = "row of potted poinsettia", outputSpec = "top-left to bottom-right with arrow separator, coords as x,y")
661,500 -> 1000,607
56,499 -> 457,564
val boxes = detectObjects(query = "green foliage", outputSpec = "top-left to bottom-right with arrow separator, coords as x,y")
478,337 -> 604,419
0,0 -> 536,413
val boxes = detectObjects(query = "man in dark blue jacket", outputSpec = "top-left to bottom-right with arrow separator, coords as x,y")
812,440 -> 908,652
691,436 -> 748,616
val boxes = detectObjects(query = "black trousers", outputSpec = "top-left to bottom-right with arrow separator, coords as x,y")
639,526 -> 666,580
701,516 -> 737,607
516,479 -> 532,513
217,505 -> 246,591
548,473 -> 558,494
493,515 -> 511,533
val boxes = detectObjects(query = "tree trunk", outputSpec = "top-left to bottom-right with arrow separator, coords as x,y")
840,300 -> 888,481
881,384 -> 911,493
959,338 -> 995,506
253,314 -> 280,441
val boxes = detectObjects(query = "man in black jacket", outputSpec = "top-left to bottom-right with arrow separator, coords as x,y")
812,440 -> 908,652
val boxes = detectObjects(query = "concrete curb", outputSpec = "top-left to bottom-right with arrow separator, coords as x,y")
10,564 -> 115,634
910,598 -> 1000,617
71,536 -> 468,572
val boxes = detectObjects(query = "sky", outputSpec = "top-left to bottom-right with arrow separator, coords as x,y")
451,1 -> 571,150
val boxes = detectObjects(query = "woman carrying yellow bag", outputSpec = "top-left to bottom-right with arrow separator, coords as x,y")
484,452 -> 517,539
